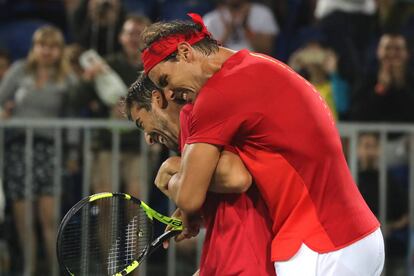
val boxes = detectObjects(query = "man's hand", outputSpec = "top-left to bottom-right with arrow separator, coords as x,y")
155,156 -> 181,197
163,208 -> 202,249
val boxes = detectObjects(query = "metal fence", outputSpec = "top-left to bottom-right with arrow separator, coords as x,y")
0,119 -> 413,276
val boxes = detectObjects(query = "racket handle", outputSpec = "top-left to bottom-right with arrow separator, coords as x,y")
151,230 -> 182,248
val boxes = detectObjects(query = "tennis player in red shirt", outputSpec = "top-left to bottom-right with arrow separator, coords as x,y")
138,14 -> 385,275
126,74 -> 275,275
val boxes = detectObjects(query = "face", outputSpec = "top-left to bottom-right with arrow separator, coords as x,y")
120,20 -> 146,57
358,134 -> 379,170
33,41 -> 62,66
377,35 -> 408,67
129,92 -> 181,151
148,43 -> 205,103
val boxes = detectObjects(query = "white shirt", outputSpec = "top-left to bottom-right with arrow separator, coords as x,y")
315,0 -> 377,19
203,3 -> 279,51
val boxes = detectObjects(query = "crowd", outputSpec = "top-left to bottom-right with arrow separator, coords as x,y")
0,0 -> 413,275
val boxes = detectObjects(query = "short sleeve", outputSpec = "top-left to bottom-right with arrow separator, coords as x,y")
186,87 -> 245,147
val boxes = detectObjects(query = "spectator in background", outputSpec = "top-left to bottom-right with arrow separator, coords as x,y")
315,0 -> 377,83
69,15 -> 151,199
357,132 -> 408,276
351,33 -> 414,122
0,26 -> 73,275
203,0 -> 279,54
106,14 -> 150,89
0,49 -> 11,82
288,40 -> 350,120
70,0 -> 125,56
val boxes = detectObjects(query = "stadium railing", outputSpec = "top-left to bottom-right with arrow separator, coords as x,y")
0,119 -> 413,275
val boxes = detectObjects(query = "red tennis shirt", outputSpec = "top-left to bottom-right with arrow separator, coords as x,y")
179,104 -> 275,275
185,50 -> 380,262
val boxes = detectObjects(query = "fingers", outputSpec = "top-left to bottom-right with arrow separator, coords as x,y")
163,240 -> 170,249
161,209 -> 201,249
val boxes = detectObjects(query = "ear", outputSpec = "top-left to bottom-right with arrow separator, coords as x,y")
152,90 -> 168,109
164,89 -> 191,104
176,42 -> 193,62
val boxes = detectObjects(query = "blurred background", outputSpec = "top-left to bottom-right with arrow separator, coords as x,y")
0,0 -> 414,275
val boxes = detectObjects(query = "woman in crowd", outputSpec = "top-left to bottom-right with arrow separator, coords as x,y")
0,25 -> 73,275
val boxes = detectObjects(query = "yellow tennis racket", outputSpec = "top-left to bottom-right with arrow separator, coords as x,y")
56,192 -> 182,275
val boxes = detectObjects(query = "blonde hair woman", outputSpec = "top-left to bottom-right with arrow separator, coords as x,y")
0,25 -> 73,275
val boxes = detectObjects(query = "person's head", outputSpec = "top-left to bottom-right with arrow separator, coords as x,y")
358,133 -> 380,170
27,25 -> 69,80
141,15 -> 220,102
0,49 -> 10,80
377,33 -> 409,67
125,72 -> 183,151
119,15 -> 151,58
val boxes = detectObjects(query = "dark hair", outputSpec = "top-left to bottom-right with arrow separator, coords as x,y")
125,71 -> 159,120
140,19 -> 219,57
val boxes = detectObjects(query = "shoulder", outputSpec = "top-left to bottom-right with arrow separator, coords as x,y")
8,60 -> 27,75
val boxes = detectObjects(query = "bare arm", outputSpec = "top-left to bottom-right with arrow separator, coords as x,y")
156,149 -> 252,198
209,150 -> 252,193
167,143 -> 221,214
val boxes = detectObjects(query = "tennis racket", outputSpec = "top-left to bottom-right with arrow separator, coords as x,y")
56,192 -> 183,276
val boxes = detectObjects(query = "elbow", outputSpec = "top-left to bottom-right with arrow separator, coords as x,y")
232,170 -> 252,193
175,193 -> 204,214
169,174 -> 205,214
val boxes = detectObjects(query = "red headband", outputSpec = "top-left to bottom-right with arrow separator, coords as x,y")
142,13 -> 211,74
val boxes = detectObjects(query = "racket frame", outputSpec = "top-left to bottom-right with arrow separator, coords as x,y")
56,192 -> 183,276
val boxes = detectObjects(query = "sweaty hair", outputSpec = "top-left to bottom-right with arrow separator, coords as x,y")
140,20 -> 219,57
125,71 -> 159,120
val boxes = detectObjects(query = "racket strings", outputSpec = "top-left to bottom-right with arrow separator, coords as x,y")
59,196 -> 152,275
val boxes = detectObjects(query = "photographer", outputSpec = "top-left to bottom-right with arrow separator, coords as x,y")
70,0 -> 126,56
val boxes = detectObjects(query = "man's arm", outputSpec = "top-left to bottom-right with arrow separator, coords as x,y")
155,149 -> 252,198
209,150 -> 252,193
168,143 -> 221,214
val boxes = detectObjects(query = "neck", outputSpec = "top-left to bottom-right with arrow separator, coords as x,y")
201,47 -> 235,80
167,104 -> 182,138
